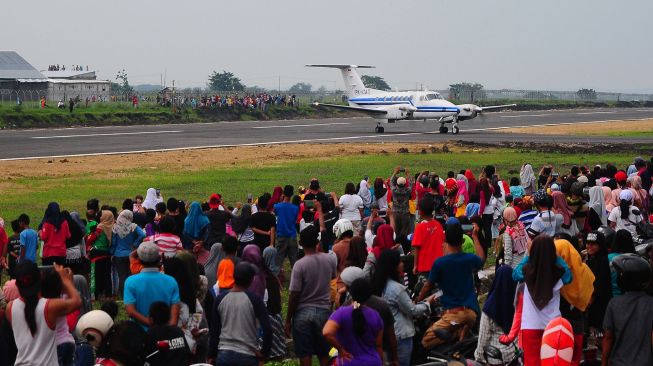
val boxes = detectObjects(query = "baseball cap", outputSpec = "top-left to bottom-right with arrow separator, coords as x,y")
397,177 -> 407,186
619,189 -> 633,202
614,171 -> 628,183
137,240 -> 160,265
577,175 -> 588,184
14,261 -> 41,297
208,193 -> 221,209
340,267 -> 364,287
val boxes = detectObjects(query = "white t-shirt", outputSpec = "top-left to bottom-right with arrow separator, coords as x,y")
482,196 -> 498,215
521,279 -> 563,330
339,194 -> 364,221
608,206 -> 643,237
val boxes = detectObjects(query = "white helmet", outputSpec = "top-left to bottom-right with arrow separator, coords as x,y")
75,310 -> 114,348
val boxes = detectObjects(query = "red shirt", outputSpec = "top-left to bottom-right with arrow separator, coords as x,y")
415,183 -> 432,203
0,227 -> 7,260
412,219 -> 444,273
41,221 -> 71,258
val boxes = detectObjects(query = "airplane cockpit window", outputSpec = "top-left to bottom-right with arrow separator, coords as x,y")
426,94 -> 441,100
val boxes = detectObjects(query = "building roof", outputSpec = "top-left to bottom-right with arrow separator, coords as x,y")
41,70 -> 97,79
46,79 -> 110,84
0,51 -> 46,79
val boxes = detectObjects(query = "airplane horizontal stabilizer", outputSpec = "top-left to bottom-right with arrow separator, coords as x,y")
306,64 -> 375,69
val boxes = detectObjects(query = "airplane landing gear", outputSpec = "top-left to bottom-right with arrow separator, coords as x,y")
375,124 -> 385,133
452,123 -> 460,134
439,126 -> 448,134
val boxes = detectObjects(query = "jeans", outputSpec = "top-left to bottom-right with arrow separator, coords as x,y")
57,342 -> 75,366
292,306 -> 331,358
113,256 -> 131,298
422,308 -> 477,349
276,236 -> 298,268
216,350 -> 258,366
396,337 -> 413,366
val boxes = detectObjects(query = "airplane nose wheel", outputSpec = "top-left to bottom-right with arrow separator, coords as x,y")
452,124 -> 460,134
375,125 -> 385,133
439,126 -> 448,134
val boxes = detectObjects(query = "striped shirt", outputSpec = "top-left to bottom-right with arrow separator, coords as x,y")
518,209 -> 538,231
146,233 -> 183,257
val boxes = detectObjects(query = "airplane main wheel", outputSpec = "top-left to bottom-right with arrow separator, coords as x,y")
375,126 -> 385,133
439,126 -> 448,134
453,125 -> 460,134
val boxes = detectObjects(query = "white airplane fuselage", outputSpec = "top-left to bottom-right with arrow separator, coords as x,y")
347,89 -> 460,122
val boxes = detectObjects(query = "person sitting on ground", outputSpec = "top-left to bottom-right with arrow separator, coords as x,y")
146,301 -> 191,366
216,236 -> 240,293
417,222 -> 486,350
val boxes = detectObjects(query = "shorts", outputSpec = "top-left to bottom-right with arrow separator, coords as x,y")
292,306 -> 331,358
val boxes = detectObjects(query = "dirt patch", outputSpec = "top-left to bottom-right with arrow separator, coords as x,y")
0,143 -> 457,180
504,119 -> 653,135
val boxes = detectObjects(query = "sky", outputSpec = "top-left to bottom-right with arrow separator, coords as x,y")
3,0 -> 653,93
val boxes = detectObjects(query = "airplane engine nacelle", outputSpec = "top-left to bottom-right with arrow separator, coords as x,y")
383,104 -> 416,120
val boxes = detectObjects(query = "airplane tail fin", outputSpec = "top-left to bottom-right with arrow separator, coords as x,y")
306,64 -> 374,97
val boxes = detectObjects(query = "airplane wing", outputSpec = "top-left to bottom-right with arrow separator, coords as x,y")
480,103 -> 517,111
312,102 -> 387,115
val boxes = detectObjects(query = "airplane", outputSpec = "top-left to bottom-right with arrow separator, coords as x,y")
306,64 -> 515,134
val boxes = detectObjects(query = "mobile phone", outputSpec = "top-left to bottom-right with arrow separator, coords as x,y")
399,167 -> 405,172
552,173 -> 559,178
461,224 -> 473,232
155,189 -> 161,197
38,265 -> 54,271
247,193 -> 253,203
304,200 -> 315,208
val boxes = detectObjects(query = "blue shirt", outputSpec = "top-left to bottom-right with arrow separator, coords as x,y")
273,202 -> 299,238
512,255 -> 573,285
428,252 -> 483,313
111,227 -> 146,258
19,229 -> 39,263
124,268 -> 180,329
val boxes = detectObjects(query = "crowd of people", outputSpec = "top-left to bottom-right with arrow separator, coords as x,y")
0,157 -> 652,366
47,65 -> 88,72
165,93 -> 299,111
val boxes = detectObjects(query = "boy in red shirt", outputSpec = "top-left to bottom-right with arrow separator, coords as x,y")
412,197 -> 445,277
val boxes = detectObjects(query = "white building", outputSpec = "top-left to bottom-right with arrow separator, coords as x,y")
41,70 -> 111,102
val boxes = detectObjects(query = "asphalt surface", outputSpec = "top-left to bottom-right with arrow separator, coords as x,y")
1,108 -> 652,160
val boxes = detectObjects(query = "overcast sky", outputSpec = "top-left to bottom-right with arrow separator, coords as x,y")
3,0 -> 652,92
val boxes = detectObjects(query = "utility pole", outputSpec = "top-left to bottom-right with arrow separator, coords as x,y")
172,80 -> 176,113
278,76 -> 281,94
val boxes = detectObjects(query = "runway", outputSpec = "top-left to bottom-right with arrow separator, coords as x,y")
1,108 -> 652,160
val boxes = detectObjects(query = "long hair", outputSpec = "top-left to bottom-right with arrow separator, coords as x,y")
479,177 -> 492,205
163,257 -> 196,313
619,197 -> 631,220
15,262 -> 42,335
371,249 -> 401,297
349,278 -> 372,338
523,235 -> 564,309
346,236 -> 368,269
374,177 -> 387,200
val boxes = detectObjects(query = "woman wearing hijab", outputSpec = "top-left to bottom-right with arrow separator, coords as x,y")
587,186 -> 607,231
584,231 -> 612,335
183,202 -> 210,252
232,204 -> 255,251
479,178 -> 497,252
465,170 -> 478,195
555,239 -> 595,365
363,224 -> 398,279
602,186 -> 618,213
86,210 -> 114,300
628,175 -> 648,213
454,179 -> 469,217
502,207 -> 529,268
520,164 -> 537,196
40,202 -> 71,266
62,211 -> 86,274
111,210 -> 145,297
267,186 -> 283,211
241,244 -> 267,298
552,191 -> 578,237
474,265 -> 518,364
142,188 -> 161,211
512,235 -> 571,366
358,179 -> 373,217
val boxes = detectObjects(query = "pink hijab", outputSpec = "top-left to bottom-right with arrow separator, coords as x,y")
602,186 -> 617,212
552,191 -> 573,226
456,180 -> 469,204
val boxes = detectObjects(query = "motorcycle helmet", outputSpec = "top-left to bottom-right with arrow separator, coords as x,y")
596,225 -> 616,249
611,253 -> 652,292
75,310 -> 114,348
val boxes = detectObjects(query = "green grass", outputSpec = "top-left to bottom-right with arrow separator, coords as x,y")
603,130 -> 653,137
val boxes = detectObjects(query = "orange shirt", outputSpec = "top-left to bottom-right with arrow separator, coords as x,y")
217,257 -> 236,289
412,219 -> 444,273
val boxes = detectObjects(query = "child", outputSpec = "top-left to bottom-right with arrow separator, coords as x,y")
465,193 -> 480,218
216,236 -> 240,293
5,220 -> 21,278
146,302 -> 191,366
42,268 -> 77,366
17,214 -> 38,264
602,254 -> 653,365
509,177 -> 525,199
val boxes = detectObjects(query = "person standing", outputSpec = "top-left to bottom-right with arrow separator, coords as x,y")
111,210 -> 145,297
389,167 -> 413,238
18,214 -> 38,264
208,263 -> 272,366
40,202 -> 71,266
250,195 -> 276,253
339,183 -> 364,234
412,198 -> 445,279
286,225 -> 336,366
274,185 -> 300,270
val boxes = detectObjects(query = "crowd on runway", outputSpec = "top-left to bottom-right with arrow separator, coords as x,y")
1,157 -> 653,366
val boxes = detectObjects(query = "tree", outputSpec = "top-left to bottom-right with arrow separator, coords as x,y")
449,82 -> 485,102
576,88 -> 597,101
207,71 -> 245,91
361,75 -> 391,91
112,69 -> 134,96
287,82 -> 312,94
316,86 -> 328,94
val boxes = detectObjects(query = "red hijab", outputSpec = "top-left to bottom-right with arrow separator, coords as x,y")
268,186 -> 283,211
372,224 -> 395,258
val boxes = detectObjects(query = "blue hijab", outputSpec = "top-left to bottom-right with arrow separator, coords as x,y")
482,265 -> 517,334
183,201 -> 209,239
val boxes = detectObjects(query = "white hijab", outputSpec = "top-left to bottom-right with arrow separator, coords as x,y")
588,186 -> 607,225
142,188 -> 160,210
358,180 -> 372,207
520,164 -> 535,189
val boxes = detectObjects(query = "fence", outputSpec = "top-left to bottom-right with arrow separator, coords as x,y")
2,88 -> 652,110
